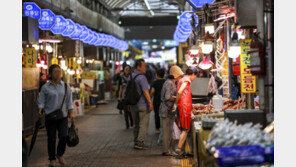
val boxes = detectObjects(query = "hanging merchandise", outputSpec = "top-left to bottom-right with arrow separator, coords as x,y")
249,33 -> 265,75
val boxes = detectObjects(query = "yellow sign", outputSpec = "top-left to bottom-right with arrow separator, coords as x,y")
51,58 -> 58,65
25,47 -> 36,68
240,39 -> 257,93
221,53 -> 229,75
81,72 -> 96,79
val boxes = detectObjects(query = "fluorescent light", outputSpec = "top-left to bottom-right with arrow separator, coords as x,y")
39,39 -> 62,43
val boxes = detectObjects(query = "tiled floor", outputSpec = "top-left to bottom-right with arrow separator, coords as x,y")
26,101 -> 182,167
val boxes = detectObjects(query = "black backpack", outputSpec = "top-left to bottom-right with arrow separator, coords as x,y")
124,74 -> 143,105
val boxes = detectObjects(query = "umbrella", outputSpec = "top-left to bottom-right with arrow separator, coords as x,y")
28,118 -> 41,156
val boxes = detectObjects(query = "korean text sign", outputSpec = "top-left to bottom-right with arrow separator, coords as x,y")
51,15 -> 67,34
23,2 -> 41,20
240,39 -> 257,93
39,9 -> 56,30
25,47 -> 37,68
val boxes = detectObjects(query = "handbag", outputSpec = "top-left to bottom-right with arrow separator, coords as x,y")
66,122 -> 79,147
45,83 -> 67,121
117,100 -> 124,110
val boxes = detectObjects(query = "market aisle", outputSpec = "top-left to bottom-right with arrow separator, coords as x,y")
27,101 -> 181,167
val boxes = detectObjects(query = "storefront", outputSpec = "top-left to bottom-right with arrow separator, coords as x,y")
173,0 -> 274,166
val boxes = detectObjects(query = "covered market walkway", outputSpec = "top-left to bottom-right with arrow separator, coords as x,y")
26,101 -> 186,167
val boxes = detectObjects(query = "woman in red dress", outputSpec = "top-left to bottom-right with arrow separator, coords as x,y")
174,67 -> 198,158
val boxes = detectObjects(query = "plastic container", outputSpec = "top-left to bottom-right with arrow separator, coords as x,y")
214,145 -> 266,167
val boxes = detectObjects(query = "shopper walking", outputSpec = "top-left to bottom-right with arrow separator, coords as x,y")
150,68 -> 166,133
159,66 -> 184,156
118,65 -> 134,129
127,59 -> 153,150
38,64 -> 74,167
173,67 -> 198,158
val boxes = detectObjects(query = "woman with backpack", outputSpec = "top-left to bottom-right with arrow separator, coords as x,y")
118,65 -> 134,129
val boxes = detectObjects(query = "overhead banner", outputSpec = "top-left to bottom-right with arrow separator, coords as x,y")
240,39 -> 257,93
39,9 -> 56,30
23,2 -> 41,20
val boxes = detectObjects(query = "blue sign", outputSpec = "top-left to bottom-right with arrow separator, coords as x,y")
70,23 -> 83,39
23,2 -> 41,20
39,9 -> 56,30
50,15 -> 67,34
79,26 -> 89,41
95,33 -> 104,46
83,30 -> 93,43
62,19 -> 75,36
89,33 -> 98,45
186,0 -> 215,9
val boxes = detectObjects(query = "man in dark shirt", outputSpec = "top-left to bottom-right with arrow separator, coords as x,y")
150,68 -> 166,133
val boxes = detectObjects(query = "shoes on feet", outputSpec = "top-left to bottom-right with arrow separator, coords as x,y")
56,155 -> 66,166
48,160 -> 56,167
134,141 -> 149,150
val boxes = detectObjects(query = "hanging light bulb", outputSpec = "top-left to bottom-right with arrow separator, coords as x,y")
199,56 -> 214,70
204,23 -> 215,34
201,42 -> 213,54
228,31 -> 241,59
77,58 -> 82,64
46,44 -> 53,53
200,32 -> 216,54
189,45 -> 199,55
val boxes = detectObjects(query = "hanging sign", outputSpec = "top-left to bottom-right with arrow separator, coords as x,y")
89,33 -> 98,45
51,58 -> 58,65
95,33 -> 104,46
62,19 -> 75,36
82,72 -> 96,79
25,47 -> 37,68
240,39 -> 257,93
83,30 -> 94,43
70,23 -> 83,39
50,15 -> 67,34
186,0 -> 215,9
79,26 -> 89,41
23,2 -> 41,20
39,9 -> 56,30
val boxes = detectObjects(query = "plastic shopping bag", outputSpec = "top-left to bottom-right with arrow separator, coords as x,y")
172,121 -> 181,140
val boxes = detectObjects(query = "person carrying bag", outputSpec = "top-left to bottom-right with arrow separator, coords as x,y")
38,65 -> 74,167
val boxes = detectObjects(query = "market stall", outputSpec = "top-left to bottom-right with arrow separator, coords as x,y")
172,0 -> 274,166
